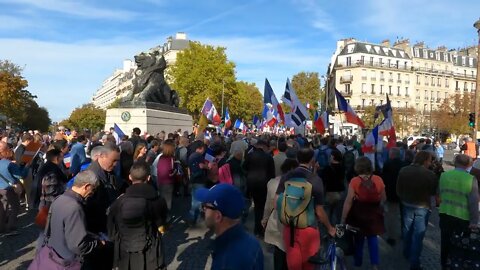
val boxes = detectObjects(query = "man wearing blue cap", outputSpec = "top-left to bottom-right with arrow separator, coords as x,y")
195,183 -> 264,270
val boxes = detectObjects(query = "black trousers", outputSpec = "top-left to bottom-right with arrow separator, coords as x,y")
439,213 -> 469,268
273,246 -> 288,270
249,186 -> 267,236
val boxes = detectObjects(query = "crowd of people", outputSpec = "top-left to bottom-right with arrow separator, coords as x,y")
0,127 -> 479,270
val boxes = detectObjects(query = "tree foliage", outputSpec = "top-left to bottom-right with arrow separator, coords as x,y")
0,60 -> 48,128
291,72 -> 321,106
22,99 -> 51,131
169,41 -> 237,117
62,104 -> 106,132
432,93 -> 474,135
229,81 -> 263,122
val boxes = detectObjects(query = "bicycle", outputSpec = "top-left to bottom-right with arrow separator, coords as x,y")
308,224 -> 359,270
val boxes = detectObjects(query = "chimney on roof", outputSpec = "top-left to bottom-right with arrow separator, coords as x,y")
437,46 -> 448,52
381,39 -> 390,47
414,41 -> 425,48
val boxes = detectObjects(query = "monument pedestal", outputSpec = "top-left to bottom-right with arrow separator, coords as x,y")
105,102 -> 193,135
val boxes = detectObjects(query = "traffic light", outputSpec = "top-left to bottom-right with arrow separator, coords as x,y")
469,112 -> 475,127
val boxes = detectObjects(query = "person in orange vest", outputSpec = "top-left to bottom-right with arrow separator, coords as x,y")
464,137 -> 477,160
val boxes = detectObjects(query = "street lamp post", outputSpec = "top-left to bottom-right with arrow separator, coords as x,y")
221,80 -> 225,117
473,18 -> 480,141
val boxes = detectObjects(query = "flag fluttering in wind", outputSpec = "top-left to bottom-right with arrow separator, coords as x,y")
335,89 -> 365,128
262,104 -> 277,127
234,119 -> 245,130
314,111 -> 328,134
283,78 -> 309,127
264,78 -> 285,124
224,107 -> 232,129
363,125 -> 379,153
201,98 -> 221,126
377,95 -> 396,148
253,115 -> 261,127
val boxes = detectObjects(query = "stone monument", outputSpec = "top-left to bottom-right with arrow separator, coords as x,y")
105,50 -> 192,135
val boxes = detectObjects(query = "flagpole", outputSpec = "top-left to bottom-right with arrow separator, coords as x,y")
221,80 -> 225,117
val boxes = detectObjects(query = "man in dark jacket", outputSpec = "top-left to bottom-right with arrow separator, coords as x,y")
32,149 -> 67,209
108,161 -> 168,270
83,142 -> 121,270
381,147 -> 407,246
243,139 -> 275,237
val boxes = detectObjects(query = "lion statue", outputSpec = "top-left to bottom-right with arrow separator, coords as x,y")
123,51 -> 180,107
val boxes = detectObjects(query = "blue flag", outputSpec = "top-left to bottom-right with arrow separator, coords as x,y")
114,123 -> 125,138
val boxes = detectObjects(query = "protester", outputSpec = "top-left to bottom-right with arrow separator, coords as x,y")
341,157 -> 385,270
108,161 -> 168,270
32,170 -> 105,267
70,135 -> 88,176
188,141 -> 207,225
243,139 -> 275,237
0,141 -> 28,234
262,158 -> 299,270
438,154 -> 479,268
276,147 -> 335,270
83,143 -> 121,270
320,149 -> 345,225
397,151 -> 438,270
133,143 -> 148,162
381,147 -> 406,246
195,183 -> 264,270
273,141 -> 288,177
156,140 -> 176,210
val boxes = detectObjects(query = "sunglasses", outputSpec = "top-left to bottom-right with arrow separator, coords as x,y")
202,203 -> 217,211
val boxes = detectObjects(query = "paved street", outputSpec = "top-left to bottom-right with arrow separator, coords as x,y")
0,150 -> 457,269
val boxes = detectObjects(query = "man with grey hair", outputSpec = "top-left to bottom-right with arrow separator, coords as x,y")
438,154 -> 479,268
35,170 -> 104,267
84,142 -> 121,270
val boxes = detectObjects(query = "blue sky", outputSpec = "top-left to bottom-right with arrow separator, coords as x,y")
1,0 -> 479,121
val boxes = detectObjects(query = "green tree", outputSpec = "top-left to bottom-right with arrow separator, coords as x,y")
0,61 -> 36,123
432,93 -> 474,136
107,97 -> 122,109
169,41 -> 237,117
64,104 -> 106,132
21,99 -> 51,131
229,81 -> 263,122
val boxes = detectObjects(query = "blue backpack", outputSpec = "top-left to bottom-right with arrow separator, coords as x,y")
277,173 -> 316,247
316,148 -> 329,169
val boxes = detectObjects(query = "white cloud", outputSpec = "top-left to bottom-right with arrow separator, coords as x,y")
0,0 -> 137,20
292,0 -> 339,37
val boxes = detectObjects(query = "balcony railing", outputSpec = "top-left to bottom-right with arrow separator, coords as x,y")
397,80 -> 402,83
455,87 -> 460,91
464,88 -> 469,91
380,78 -> 385,82
340,90 -> 352,97
425,82 -> 429,86
340,75 -> 353,84
337,60 -> 410,70
388,79 -> 394,82
414,67 -> 476,79
405,81 -> 410,84
371,77 -> 376,81
361,76 -> 367,80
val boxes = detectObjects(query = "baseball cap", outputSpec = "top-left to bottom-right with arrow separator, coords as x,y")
194,184 -> 245,219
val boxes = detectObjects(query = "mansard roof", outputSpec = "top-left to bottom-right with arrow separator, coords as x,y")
338,42 -> 411,59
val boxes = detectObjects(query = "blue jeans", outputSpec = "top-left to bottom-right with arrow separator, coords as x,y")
189,183 -> 204,222
354,235 -> 379,267
401,204 -> 431,268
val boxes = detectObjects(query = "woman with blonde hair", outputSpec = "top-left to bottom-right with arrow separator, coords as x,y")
133,143 -> 148,162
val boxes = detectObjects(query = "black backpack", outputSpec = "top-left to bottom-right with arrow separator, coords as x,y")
343,149 -> 355,173
116,195 -> 156,253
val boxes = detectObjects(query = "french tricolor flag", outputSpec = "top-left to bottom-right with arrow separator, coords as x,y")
335,89 -> 365,128
262,104 -> 277,127
63,153 -> 72,168
264,79 -> 285,125
362,125 -> 379,153
201,98 -> 222,126
224,107 -> 232,129
314,111 -> 328,134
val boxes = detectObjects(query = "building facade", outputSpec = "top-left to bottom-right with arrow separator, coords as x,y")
330,38 -> 477,132
91,32 -> 190,109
